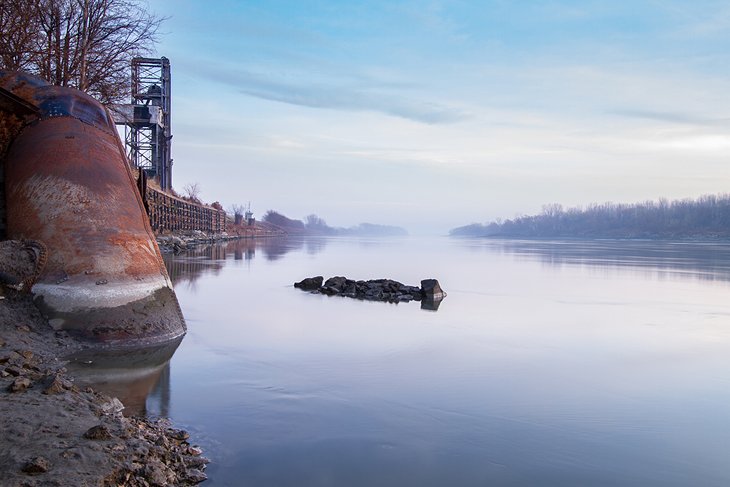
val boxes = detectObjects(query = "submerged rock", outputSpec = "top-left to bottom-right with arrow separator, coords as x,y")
421,298 -> 443,311
294,276 -> 323,291
187,468 -> 208,483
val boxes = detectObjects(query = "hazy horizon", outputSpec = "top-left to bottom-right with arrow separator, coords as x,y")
147,0 -> 730,235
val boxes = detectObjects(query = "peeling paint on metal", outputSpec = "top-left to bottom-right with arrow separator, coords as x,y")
1,70 -> 185,346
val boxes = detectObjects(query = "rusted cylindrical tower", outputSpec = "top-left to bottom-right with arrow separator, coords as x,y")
0,71 -> 185,347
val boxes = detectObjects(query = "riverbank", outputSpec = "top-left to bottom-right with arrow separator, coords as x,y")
156,222 -> 286,254
0,289 -> 208,486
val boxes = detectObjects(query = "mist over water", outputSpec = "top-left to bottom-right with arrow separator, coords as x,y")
95,237 -> 730,486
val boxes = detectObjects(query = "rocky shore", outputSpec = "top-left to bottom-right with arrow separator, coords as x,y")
294,276 -> 446,304
0,290 -> 208,486
156,222 -> 287,254
157,231 -> 234,254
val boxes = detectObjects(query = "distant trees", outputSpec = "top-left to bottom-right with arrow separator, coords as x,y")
262,211 -> 306,232
304,214 -> 326,228
304,214 -> 336,235
450,194 -> 730,239
263,210 -> 408,236
0,0 -> 164,104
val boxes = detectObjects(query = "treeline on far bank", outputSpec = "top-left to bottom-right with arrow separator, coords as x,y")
450,194 -> 730,239
263,211 -> 408,237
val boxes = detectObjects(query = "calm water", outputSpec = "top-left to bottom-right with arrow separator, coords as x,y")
82,237 -> 730,486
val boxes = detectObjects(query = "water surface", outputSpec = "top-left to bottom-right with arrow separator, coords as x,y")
103,237 -> 730,485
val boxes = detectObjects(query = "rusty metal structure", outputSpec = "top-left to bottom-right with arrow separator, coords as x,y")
113,57 -> 229,235
114,57 -> 173,191
139,174 -> 227,234
0,70 -> 186,347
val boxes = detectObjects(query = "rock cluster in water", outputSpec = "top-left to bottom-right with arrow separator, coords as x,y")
294,276 -> 445,304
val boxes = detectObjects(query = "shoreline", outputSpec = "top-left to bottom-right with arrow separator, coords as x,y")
156,228 -> 285,254
0,289 -> 208,486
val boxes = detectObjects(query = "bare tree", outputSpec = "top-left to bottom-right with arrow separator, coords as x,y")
182,182 -> 201,204
0,0 -> 164,105
229,204 -> 245,225
0,0 -> 38,71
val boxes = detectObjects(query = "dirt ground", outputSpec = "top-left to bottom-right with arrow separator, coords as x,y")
0,286 -> 208,486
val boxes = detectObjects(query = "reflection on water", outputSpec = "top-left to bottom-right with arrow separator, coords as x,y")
164,237 -> 327,287
461,238 -> 730,283
72,237 -> 730,486
63,238 -> 326,419
420,298 -> 442,311
66,338 -> 181,417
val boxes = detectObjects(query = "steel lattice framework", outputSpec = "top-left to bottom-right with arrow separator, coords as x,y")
120,57 -> 173,190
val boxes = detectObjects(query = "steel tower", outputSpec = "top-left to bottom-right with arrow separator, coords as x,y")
116,57 -> 173,190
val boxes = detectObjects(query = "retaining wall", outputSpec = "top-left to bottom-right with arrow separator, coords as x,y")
139,172 -> 226,234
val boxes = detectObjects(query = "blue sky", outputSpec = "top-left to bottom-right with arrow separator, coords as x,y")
147,0 -> 730,234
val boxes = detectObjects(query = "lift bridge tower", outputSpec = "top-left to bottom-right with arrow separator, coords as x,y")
114,57 -> 173,191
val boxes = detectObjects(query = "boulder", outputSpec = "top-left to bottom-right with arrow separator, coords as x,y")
22,456 -> 50,475
294,276 -> 323,291
404,286 -> 423,300
43,374 -> 74,395
323,276 -> 348,291
168,428 -> 190,441
170,236 -> 187,253
420,279 -> 445,300
142,459 -> 168,486
84,424 -> 112,440
187,469 -> 208,484
8,376 -> 31,392
320,286 -> 339,296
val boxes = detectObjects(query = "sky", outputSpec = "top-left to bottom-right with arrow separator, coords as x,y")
146,0 -> 730,235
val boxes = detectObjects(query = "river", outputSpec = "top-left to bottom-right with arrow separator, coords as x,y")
78,237 -> 730,486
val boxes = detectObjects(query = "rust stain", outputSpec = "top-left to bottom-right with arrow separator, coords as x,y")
1,70 -> 184,345
6,117 -> 167,284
